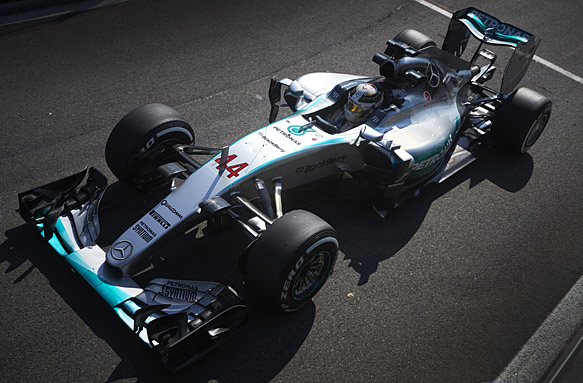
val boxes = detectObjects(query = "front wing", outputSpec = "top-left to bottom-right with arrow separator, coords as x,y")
17,168 -> 248,372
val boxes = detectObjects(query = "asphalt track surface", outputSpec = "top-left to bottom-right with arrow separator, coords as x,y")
1,0 -> 582,382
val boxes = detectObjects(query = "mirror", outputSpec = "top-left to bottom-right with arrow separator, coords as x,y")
359,126 -> 384,142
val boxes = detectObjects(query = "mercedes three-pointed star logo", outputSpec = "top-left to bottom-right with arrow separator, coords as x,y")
111,241 -> 133,260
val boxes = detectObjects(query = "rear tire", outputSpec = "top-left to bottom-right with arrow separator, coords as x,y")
393,29 -> 437,50
105,103 -> 195,192
493,88 -> 552,154
243,210 -> 338,313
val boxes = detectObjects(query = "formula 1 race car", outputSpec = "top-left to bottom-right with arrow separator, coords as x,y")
17,8 -> 551,372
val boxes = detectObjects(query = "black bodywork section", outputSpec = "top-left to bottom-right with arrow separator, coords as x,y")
131,279 -> 248,372
18,167 -> 107,238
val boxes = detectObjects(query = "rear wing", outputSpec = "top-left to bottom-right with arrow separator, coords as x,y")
443,8 -> 534,53
442,8 -> 540,93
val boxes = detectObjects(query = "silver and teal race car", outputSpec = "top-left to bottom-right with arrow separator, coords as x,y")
17,8 -> 551,371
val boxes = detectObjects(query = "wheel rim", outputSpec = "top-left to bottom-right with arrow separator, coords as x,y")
522,112 -> 549,152
292,251 -> 331,301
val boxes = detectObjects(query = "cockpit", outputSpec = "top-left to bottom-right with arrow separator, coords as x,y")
300,53 -> 454,135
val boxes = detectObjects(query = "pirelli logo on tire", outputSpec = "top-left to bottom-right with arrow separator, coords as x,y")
281,256 -> 305,301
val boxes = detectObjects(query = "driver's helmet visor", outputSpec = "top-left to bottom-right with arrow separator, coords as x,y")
346,100 -> 375,114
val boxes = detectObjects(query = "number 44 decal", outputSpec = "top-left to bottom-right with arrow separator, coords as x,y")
215,154 -> 249,178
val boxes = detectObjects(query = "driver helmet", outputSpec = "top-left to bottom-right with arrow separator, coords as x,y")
344,83 -> 384,123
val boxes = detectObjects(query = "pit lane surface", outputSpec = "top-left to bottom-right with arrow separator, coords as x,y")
1,1 -> 582,382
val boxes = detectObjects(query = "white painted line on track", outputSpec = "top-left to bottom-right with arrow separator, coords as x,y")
413,0 -> 583,86
0,0 -> 129,26
532,55 -> 583,85
414,0 -> 452,18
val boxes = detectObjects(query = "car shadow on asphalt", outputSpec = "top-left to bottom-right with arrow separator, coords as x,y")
308,149 -> 535,286
0,149 -> 533,382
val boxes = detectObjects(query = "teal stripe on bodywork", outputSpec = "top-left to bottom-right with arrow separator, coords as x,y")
84,271 -> 135,307
39,218 -> 79,255
66,249 -> 135,307
56,218 -> 80,252
39,222 -> 68,257
463,14 -> 528,46
39,218 -> 135,307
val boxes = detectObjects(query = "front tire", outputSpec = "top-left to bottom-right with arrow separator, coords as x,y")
493,88 -> 552,154
243,210 -> 338,313
105,103 -> 195,192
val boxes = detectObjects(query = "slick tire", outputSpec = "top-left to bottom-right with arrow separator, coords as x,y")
393,29 -> 437,50
244,210 -> 338,313
493,88 -> 552,154
105,103 -> 194,192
